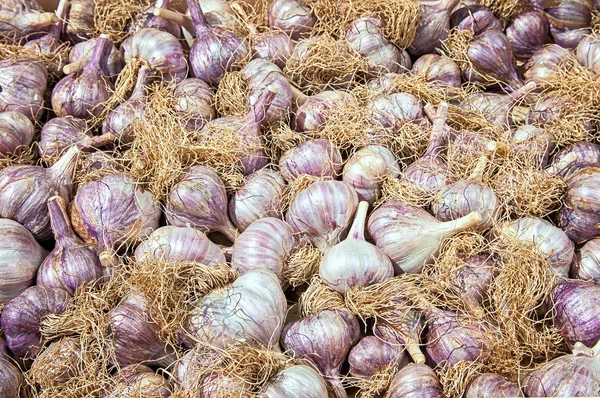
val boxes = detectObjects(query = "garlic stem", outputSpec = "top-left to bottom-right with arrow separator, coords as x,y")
187,0 -> 211,33
47,196 -> 79,246
48,146 -> 80,181
154,8 -> 195,34
467,154 -> 489,181
130,66 -> 152,100
406,342 -> 426,364
424,101 -> 449,157
324,370 -> 347,398
507,80 -> 536,102
249,85 -> 278,125
85,34 -> 112,75
439,211 -> 482,236
50,0 -> 69,37
348,201 -> 368,240
90,132 -> 116,148
290,84 -> 308,105
63,59 -> 85,75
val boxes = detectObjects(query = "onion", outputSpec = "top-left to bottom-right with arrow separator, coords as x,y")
553,280 -> 600,349
0,111 -> 34,156
573,238 -> 600,282
261,364 -> 329,397
279,139 -> 343,182
384,364 -> 445,397
0,56 -> 47,121
465,373 -> 523,397
348,336 -> 408,379
409,0 -> 461,57
39,116 -> 114,159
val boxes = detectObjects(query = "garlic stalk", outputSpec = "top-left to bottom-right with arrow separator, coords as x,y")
64,37 -> 124,77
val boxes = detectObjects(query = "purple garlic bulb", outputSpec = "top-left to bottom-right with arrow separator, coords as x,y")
229,168 -> 286,231
573,238 -> 600,282
409,0 -> 461,57
173,77 -> 216,131
348,336 -> 408,379
187,0 -> 249,86
71,173 -> 161,260
553,280 -> 600,349
375,304 -> 426,364
52,35 -> 114,120
511,125 -> 555,168
543,0 -> 593,48
268,0 -> 315,40
411,54 -> 461,88
0,0 -> 58,39
466,30 -> 524,91
279,139 -> 343,182
320,201 -> 394,294
1,286 -> 69,358
102,66 -> 152,145
577,33 -> 600,73
366,92 -> 426,132
281,308 -> 360,398
252,31 -> 296,69
524,44 -> 573,88
450,5 -> 502,36
527,92 -> 594,132
424,306 -> 491,367
127,0 -> 182,39
40,116 -> 114,159
346,16 -> 412,76
29,337 -> 83,389
64,37 -> 124,77
0,336 -> 21,397
384,364 -> 445,398
465,373 -> 523,397
166,165 -> 238,242
232,217 -> 295,279
523,341 -> 600,396
0,56 -> 47,121
368,200 -> 482,274
506,11 -> 549,58
261,364 -> 329,397
557,167 -> 600,244
293,90 -> 357,133
104,364 -> 172,397
0,111 -> 34,156
450,255 -> 495,317
0,146 -> 79,240
108,292 -> 177,368
285,180 -> 359,251
36,196 -> 103,295
64,0 -> 95,43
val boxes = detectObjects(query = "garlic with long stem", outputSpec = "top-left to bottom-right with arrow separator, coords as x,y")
0,111 -> 34,156
279,139 -> 343,182
0,56 -> 47,121
39,116 -> 114,159
64,37 -> 124,77
320,201 -> 394,293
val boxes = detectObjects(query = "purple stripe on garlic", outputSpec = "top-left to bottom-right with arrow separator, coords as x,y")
558,166 -> 600,244
506,11 -> 549,58
261,364 -> 329,398
293,90 -> 357,133
268,0 -> 315,40
279,138 -> 343,182
348,335 -> 408,379
465,373 -> 523,397
0,111 -> 34,156
39,116 -> 114,159
384,364 -> 445,398
64,37 -> 124,76
409,0 -> 461,57
553,280 -> 600,349
450,5 -> 502,36
0,56 -> 47,122
411,54 -> 462,88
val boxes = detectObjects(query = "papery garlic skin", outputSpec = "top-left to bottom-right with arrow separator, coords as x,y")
451,255 -> 495,316
450,5 -> 502,36
553,280 -> 600,349
65,37 -> 124,76
0,219 -> 48,304
39,116 -> 114,159
185,269 -> 287,349
574,238 -> 600,282
0,57 -> 47,121
293,90 -> 357,132
279,139 -> 343,182
506,11 -> 549,58
229,169 -> 286,231
65,0 -> 95,42
549,141 -> 600,179
385,364 -> 445,398
411,54 -> 461,88
342,145 -> 400,204
232,217 -> 295,278
30,337 -> 82,388
0,1 -> 58,39
558,167 -> 600,244
0,111 -> 34,156
348,336 -> 408,379
104,364 -> 172,398
173,77 -> 215,131
0,339 -> 21,397
465,373 -> 523,397
261,364 -> 329,398
367,92 -> 426,132
577,33 -> 600,73
269,0 -> 315,40
253,31 -> 296,69
409,0 -> 461,57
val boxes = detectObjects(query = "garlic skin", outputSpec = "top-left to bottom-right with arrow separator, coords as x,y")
320,201 -> 394,293
184,269 -> 287,349
121,28 -> 188,83
1,286 -> 70,358
558,167 -> 600,243
368,200 -> 482,274
544,0 -> 593,48
367,92 -> 426,132
511,125 -> 555,168
573,238 -> 600,282
0,0 -> 58,39
0,337 -> 22,398
36,196 -> 103,295
450,5 -> 502,36
0,111 -> 34,155
29,337 -> 82,389
506,11 -> 549,58
286,180 -> 359,251
0,57 -> 47,121
135,226 -> 226,265
409,0 -> 461,57
549,141 -> 600,179
451,255 -> 495,316
523,341 -> 600,397
348,336 -> 408,379
71,173 -> 161,257
269,0 -> 315,40
173,78 -> 215,131
411,54 -> 461,88
577,33 -> 600,73
166,165 -> 238,242
0,219 -> 48,304
465,373 -> 523,397
252,31 -> 296,69
346,16 -> 411,76
281,308 -> 361,398
494,217 -> 574,278
279,139 -> 343,182
342,145 -> 400,205
104,364 -> 171,398
128,0 -> 182,39
232,217 -> 295,278
202,0 -> 240,29
293,90 -> 357,133
65,37 -> 124,77
229,169 -> 286,231
553,280 -> 600,349
0,146 -> 80,241
108,292 -> 177,368
261,364 -> 329,398
524,44 -> 573,88
39,116 -> 114,159
384,364 -> 445,398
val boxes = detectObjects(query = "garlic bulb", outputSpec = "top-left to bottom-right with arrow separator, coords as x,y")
544,0 -> 593,48
29,337 -> 82,389
511,125 -> 555,168
261,364 -> 329,398
368,200 -> 482,274
320,201 -> 394,293
71,173 -> 161,260
553,280 -> 600,349
108,292 -> 177,367
0,111 -> 34,156
524,44 -> 573,88
281,308 -> 360,398
121,28 -> 188,83
348,336 -> 408,379
232,217 -> 295,278
465,373 -> 523,397
64,37 -> 124,76
173,77 -> 216,131
342,145 -> 400,204
558,167 -> 600,244
574,238 -> 600,282
411,54 -> 461,88
577,33 -> 600,73
279,139 -> 343,182
0,336 -> 22,397
450,255 -> 495,316
128,0 -> 182,39
409,0 -> 461,57
385,364 -> 444,397
375,306 -> 426,364
0,0 -> 58,39
506,11 -> 549,58
252,31 -> 296,69
229,168 -> 286,231
0,146 -> 80,240
39,116 -> 114,159
450,5 -> 501,36
184,269 -> 287,348
549,141 -> 600,179
0,56 -> 47,121
367,92 -> 426,132
269,0 -> 315,40
286,180 -> 359,251
431,154 -> 499,230
36,196 -> 103,295
1,286 -> 70,358
293,90 -> 357,132
135,226 -> 226,265
0,218 -> 48,303
51,35 -> 114,120
494,217 -> 574,278
202,0 -> 240,29
65,0 -> 95,42
104,364 -> 171,398
166,165 -> 238,242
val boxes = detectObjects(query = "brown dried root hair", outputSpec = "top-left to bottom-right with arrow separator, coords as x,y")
214,71 -> 250,116
0,40 -> 70,83
479,0 -> 533,24
283,244 -> 323,288
298,276 -> 346,317
0,142 -> 39,172
92,0 -> 151,45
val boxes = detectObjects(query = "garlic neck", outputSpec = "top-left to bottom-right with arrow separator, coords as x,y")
347,201 -> 368,241
439,211 -> 482,237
